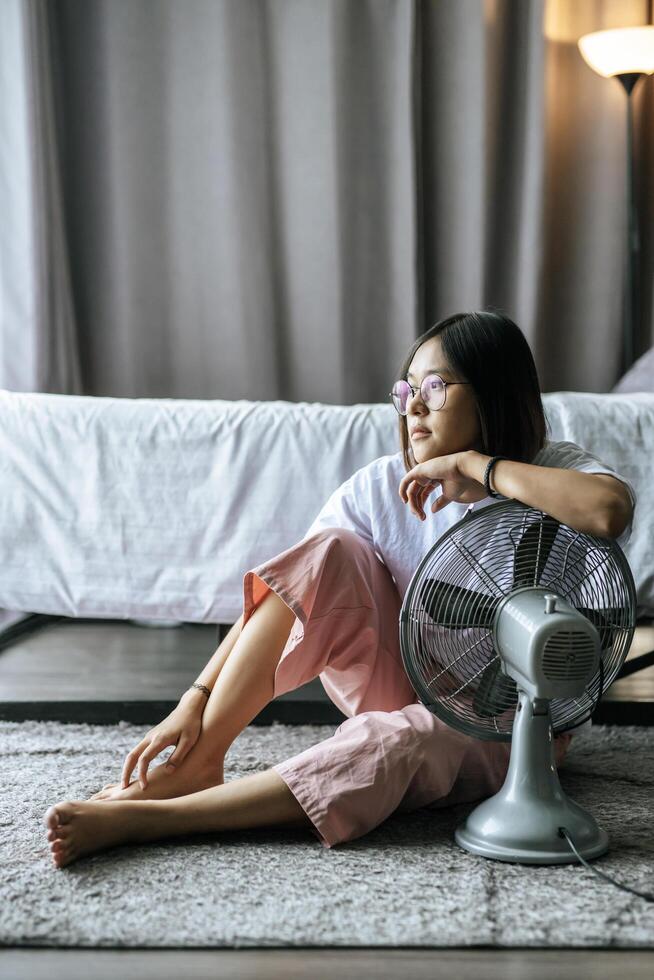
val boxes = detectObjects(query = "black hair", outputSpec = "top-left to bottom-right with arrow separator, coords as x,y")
395,310 -> 550,472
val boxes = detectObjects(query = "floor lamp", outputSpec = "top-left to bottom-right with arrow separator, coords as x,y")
578,25 -> 654,376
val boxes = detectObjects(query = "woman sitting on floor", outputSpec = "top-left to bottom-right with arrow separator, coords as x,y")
44,310 -> 635,868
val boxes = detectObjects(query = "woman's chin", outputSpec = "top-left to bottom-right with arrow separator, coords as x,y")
412,440 -> 438,461
413,442 -> 464,464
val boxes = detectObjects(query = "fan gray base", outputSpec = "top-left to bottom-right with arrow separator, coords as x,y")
454,801 -> 610,865
454,690 -> 611,865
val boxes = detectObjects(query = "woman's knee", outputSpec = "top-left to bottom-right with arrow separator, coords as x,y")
308,527 -> 394,598
308,526 -> 370,558
335,706 -> 427,756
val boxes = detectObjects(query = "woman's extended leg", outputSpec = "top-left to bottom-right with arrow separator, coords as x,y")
47,704 -> 574,868
92,588 -> 297,802
46,769 -> 313,869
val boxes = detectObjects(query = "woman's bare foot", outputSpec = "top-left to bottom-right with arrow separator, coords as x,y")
45,770 -> 312,868
88,756 -> 224,803
44,799 -> 159,869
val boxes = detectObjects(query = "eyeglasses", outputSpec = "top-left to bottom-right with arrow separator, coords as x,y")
388,374 -> 471,415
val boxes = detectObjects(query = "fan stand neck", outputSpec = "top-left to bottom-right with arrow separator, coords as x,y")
454,690 -> 609,864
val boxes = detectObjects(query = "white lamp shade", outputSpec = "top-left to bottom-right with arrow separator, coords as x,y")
578,26 -> 654,78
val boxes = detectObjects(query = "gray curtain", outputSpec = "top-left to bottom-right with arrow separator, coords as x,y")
2,0 -> 652,399
0,0 -> 82,392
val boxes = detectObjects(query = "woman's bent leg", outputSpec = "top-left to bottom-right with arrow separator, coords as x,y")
193,589 -> 296,764
94,589 -> 297,801
95,527 -> 413,803
185,525 -> 410,768
248,528 -> 416,716
46,769 -> 313,868
197,526 -> 414,760
189,526 -> 413,774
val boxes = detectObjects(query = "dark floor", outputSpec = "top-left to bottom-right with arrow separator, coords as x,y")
0,616 -> 345,724
0,614 -> 652,726
2,948 -> 654,980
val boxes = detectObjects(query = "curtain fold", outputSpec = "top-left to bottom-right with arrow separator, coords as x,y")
0,0 -> 82,393
1,0 -> 652,398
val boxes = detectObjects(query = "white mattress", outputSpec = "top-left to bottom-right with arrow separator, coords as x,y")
0,389 -> 652,624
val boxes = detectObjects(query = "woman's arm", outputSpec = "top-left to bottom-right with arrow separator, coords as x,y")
119,613 -> 247,788
459,450 -> 633,539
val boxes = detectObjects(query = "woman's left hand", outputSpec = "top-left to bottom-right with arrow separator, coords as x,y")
398,451 -> 488,520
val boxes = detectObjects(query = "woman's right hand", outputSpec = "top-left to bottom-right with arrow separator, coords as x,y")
120,688 -> 208,790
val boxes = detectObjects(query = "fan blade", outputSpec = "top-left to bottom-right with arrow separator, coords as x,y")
576,605 -> 620,649
512,514 -> 560,589
472,657 -> 518,718
417,578 -> 500,629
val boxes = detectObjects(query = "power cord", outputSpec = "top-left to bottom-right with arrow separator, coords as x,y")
558,827 -> 654,902
557,656 -> 654,903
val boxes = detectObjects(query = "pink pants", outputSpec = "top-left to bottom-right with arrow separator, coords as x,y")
242,527 -> 573,848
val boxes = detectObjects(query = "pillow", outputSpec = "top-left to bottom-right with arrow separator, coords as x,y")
612,347 -> 654,394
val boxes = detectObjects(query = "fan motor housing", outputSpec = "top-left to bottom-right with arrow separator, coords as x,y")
492,586 -> 601,701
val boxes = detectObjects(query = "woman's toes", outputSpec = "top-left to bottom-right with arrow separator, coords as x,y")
49,835 -> 76,867
52,846 -> 73,869
46,819 -> 72,841
44,805 -> 58,830
89,782 -> 119,801
93,788 -> 118,802
44,801 -> 76,832
50,843 -> 68,864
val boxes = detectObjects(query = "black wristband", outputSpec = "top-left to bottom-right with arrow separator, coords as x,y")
483,455 -> 508,499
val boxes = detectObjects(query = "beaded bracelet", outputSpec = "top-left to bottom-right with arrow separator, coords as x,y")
190,681 -> 212,698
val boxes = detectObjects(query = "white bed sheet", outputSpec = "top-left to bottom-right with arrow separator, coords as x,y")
0,389 -> 651,624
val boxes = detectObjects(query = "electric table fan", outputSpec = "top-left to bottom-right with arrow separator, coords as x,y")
399,499 -> 636,866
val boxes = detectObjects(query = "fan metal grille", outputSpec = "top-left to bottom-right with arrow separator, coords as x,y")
399,499 -> 636,741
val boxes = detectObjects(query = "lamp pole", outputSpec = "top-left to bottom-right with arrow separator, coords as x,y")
577,23 -> 654,379
616,72 -> 644,376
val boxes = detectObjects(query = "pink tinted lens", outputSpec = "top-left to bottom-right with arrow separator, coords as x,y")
392,375 -> 445,414
422,374 -> 445,410
392,380 -> 411,414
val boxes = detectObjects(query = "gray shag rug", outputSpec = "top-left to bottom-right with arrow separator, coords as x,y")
1,720 -> 653,948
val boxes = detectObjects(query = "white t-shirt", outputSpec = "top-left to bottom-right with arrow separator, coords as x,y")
303,439 -> 637,736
